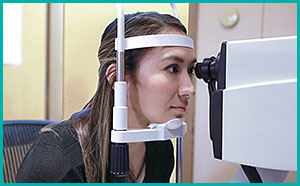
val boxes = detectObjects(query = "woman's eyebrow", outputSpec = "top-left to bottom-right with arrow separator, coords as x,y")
161,56 -> 197,64
161,56 -> 184,63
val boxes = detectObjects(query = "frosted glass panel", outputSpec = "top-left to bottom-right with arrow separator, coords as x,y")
3,3 -> 23,66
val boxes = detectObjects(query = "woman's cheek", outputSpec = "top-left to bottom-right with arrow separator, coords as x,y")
148,74 -> 173,91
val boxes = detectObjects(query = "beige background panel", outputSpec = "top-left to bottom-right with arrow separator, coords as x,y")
263,3 -> 297,38
63,3 -> 189,120
3,4 -> 47,120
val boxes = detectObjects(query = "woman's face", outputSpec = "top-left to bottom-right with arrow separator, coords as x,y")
127,36 -> 196,125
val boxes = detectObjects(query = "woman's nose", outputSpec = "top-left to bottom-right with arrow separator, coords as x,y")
178,73 -> 195,98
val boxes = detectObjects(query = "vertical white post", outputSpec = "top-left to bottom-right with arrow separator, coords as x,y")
113,3 -> 127,131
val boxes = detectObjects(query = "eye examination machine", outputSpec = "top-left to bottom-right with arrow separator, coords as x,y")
195,36 -> 297,183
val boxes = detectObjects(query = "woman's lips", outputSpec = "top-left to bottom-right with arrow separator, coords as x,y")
171,106 -> 186,113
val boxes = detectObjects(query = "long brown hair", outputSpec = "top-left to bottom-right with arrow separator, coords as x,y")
71,11 -> 187,183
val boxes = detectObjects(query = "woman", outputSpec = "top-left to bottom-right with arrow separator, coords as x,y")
16,11 -> 196,183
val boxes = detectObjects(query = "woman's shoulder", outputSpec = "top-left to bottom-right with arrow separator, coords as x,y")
38,120 -> 83,163
40,108 -> 91,145
38,120 -> 77,146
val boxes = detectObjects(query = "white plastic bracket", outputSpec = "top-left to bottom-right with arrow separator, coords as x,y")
111,118 -> 187,143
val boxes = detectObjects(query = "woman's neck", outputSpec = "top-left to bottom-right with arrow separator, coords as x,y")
127,109 -> 148,129
128,142 -> 146,182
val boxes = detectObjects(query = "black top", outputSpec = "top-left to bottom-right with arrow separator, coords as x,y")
16,111 -> 174,183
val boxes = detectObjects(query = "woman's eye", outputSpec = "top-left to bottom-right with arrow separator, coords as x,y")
167,64 -> 179,73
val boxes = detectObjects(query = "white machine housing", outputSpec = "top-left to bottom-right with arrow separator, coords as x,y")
222,36 -> 297,171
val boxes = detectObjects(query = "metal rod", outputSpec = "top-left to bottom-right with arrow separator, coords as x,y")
176,137 -> 183,183
117,52 -> 125,81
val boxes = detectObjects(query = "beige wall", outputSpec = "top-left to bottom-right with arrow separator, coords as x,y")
192,3 -> 297,183
3,4 -> 47,120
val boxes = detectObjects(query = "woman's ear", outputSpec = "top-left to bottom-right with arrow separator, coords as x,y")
106,63 -> 116,89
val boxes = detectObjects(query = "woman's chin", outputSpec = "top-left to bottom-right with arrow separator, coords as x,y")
175,114 -> 184,118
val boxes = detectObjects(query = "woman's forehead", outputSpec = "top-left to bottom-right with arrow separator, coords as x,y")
159,28 -> 186,35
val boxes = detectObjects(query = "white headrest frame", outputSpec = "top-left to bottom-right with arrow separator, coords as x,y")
115,35 -> 194,50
